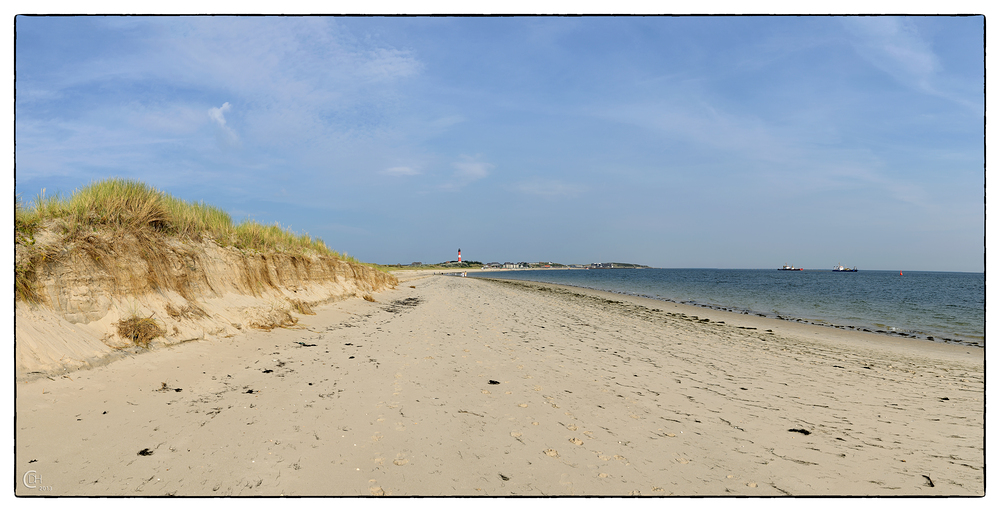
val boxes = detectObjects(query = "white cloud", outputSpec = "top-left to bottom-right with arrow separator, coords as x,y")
383,166 -> 421,176
104,18 -> 421,150
208,102 -> 240,147
17,18 -> 430,186
452,158 -> 492,180
440,156 -> 493,190
208,102 -> 231,126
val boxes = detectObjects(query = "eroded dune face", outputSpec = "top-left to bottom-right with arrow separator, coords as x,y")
15,229 -> 397,379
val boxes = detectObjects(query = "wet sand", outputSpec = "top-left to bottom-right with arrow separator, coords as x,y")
14,274 -> 984,495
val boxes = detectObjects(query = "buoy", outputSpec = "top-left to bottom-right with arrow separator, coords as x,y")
900,271 -> 903,276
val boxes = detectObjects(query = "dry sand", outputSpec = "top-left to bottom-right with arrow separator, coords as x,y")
14,273 -> 985,496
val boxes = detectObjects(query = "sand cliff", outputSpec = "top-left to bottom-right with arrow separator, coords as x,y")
15,228 -> 397,379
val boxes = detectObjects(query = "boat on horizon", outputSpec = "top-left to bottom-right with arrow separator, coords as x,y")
779,263 -> 803,271
833,263 -> 858,272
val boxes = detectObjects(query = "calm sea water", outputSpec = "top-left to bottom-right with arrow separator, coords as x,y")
470,268 -> 985,347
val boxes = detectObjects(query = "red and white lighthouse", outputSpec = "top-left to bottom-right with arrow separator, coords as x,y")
458,248 -> 462,263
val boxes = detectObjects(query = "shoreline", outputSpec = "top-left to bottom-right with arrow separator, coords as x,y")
473,276 -> 983,364
16,274 -> 984,495
466,270 -> 984,348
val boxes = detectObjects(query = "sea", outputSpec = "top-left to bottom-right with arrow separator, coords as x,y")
468,268 -> 985,347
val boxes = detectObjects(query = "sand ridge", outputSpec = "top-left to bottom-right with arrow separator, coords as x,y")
15,274 -> 984,495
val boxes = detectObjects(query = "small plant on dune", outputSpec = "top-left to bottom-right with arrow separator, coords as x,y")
116,314 -> 166,349
363,294 -> 375,302
15,197 -> 42,303
289,298 -> 315,315
14,259 -> 41,303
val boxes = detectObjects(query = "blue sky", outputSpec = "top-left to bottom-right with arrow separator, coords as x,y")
13,15 -> 985,271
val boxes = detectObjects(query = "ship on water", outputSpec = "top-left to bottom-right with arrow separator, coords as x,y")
833,263 -> 858,272
779,263 -> 803,271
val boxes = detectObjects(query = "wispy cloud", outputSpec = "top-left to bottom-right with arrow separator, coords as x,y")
208,102 -> 231,127
841,17 -> 938,90
453,159 -> 491,180
208,102 -> 240,148
429,115 -> 464,130
592,95 -> 942,214
839,16 -> 979,110
17,17 -> 426,189
514,177 -> 584,198
13,17 -> 983,271
442,156 -> 493,190
593,99 -> 795,168
383,166 -> 421,176
358,47 -> 423,81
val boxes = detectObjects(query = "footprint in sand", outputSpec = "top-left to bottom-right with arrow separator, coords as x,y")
566,424 -> 578,431
518,403 -> 528,408
544,449 -> 559,458
393,458 -> 409,466
583,431 -> 595,439
747,482 -> 758,488
510,431 -> 522,438
569,438 -> 584,446
370,486 -> 386,496
598,473 -> 609,478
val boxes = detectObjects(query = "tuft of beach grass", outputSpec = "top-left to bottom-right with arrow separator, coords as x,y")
116,315 -> 166,349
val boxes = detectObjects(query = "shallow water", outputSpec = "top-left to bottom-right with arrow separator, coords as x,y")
471,268 -> 985,346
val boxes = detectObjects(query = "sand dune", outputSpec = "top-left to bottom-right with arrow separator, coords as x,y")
15,274 -> 984,496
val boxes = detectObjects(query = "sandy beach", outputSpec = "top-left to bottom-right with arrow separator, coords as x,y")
14,273 -> 985,496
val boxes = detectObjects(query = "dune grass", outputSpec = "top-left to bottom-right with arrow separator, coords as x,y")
16,178 -> 349,257
115,315 -> 166,349
15,178 -> 374,301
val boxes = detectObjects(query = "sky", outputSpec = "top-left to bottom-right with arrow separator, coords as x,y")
12,14 -> 986,272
